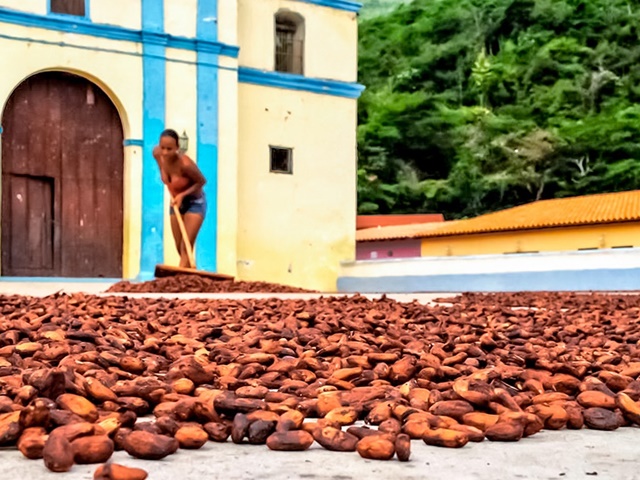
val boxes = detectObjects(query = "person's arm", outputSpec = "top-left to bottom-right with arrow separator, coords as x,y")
172,157 -> 206,204
152,146 -> 169,185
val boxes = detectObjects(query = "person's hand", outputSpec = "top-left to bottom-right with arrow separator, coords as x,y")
171,194 -> 184,209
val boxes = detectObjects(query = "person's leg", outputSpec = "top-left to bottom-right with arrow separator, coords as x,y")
170,213 -> 183,257
180,213 -> 204,267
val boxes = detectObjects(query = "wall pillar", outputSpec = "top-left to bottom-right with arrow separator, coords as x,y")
195,0 -> 219,272
138,0 -> 166,279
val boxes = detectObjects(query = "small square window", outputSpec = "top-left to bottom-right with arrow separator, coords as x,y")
51,0 -> 86,16
270,146 -> 293,174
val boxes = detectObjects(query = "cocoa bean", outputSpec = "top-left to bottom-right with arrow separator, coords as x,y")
312,426 -> 358,452
247,419 -> 277,445
615,392 -> 640,425
484,422 -> 524,442
0,410 -> 22,445
324,407 -> 359,426
422,428 -> 469,448
583,407 -> 620,431
276,410 -> 305,432
122,430 -> 178,460
266,430 -> 314,451
94,462 -> 149,480
395,433 -> 411,461
231,413 -> 250,444
175,425 -> 208,449
356,435 -> 395,460
43,432 -> 74,472
72,435 -> 115,464
17,426 -> 47,459
57,393 -> 99,423
577,391 -> 616,410
203,422 -> 231,442
429,400 -> 474,420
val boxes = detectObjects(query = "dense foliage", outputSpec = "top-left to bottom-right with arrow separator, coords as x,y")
359,0 -> 410,19
357,0 -> 640,218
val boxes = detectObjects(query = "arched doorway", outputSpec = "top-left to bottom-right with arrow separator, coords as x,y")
1,72 -> 124,277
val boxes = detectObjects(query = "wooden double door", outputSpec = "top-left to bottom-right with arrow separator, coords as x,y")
1,72 -> 124,277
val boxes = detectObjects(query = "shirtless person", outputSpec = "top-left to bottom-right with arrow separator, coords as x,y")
153,129 -> 207,268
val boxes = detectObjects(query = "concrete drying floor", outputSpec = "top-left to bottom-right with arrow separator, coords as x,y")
0,281 -> 639,480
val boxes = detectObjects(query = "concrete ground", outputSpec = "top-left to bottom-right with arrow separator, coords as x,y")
2,427 -> 639,480
0,281 -> 639,479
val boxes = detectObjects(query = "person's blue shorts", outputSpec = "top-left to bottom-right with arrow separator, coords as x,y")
169,193 -> 207,218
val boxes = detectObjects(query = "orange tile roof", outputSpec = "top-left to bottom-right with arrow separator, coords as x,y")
357,221 -> 456,242
418,189 -> 640,238
357,214 -> 444,229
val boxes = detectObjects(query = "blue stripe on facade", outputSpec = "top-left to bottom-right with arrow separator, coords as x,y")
0,8 -> 239,57
295,0 -> 362,12
139,0 -> 166,280
196,0 -> 218,272
123,139 -> 144,147
337,269 -> 640,293
238,67 -> 365,99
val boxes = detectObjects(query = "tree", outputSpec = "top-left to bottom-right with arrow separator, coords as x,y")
357,0 -> 640,218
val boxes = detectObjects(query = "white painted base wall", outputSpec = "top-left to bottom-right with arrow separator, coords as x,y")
337,248 -> 640,293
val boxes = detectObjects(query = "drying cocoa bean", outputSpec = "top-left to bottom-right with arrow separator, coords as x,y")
312,426 -> 359,452
43,431 -> 74,472
57,393 -> 99,423
122,430 -> 178,460
247,420 -> 276,445
175,425 -> 208,449
484,422 -> 524,442
94,462 -> 149,480
577,391 -> 616,410
204,422 -> 231,442
422,428 -> 469,448
356,435 -> 395,460
583,408 -> 620,431
266,430 -> 314,451
17,426 -> 48,459
395,433 -> 411,461
72,435 -> 115,464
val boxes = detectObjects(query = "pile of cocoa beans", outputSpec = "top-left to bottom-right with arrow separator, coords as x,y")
1,292 -> 640,478
107,274 -> 317,294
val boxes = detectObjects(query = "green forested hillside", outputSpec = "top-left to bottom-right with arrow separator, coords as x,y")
357,0 -> 640,219
359,0 -> 409,19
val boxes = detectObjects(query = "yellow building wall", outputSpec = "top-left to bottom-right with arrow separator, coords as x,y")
217,56 -> 240,277
421,223 -> 640,257
92,0 -> 142,30
0,0 -> 45,14
237,84 -> 357,291
164,0 -> 197,38
217,0 -> 238,45
237,0 -> 358,82
0,22 -> 143,278
162,48 -> 198,266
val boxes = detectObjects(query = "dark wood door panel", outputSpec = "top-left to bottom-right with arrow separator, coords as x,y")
1,174 -> 54,276
1,72 -> 124,277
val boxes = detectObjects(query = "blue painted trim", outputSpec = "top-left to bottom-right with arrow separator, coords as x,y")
195,0 -> 218,272
139,0 -> 166,280
0,8 -> 239,58
0,127 -> 3,134
0,32 -> 237,70
294,0 -> 362,12
123,139 -> 143,147
238,67 -> 365,99
0,277 -> 121,283
337,268 -> 640,293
